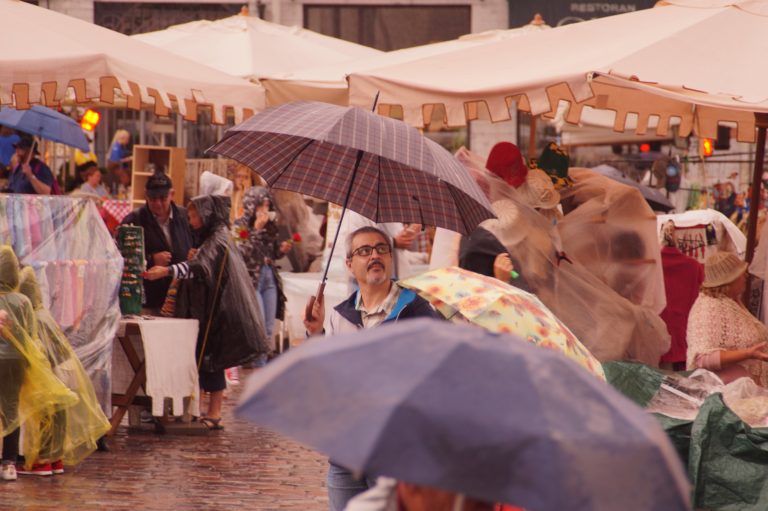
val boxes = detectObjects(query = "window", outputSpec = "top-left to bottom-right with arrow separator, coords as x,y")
304,5 -> 471,51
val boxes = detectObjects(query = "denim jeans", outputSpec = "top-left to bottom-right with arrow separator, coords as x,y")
326,461 -> 376,511
254,266 -> 277,368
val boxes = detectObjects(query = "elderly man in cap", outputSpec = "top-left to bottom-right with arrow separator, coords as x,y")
6,134 -> 54,195
121,171 -> 194,313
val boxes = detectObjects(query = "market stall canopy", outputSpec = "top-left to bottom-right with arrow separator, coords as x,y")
132,9 -> 381,104
262,23 -> 548,106
348,0 -> 768,140
1,0 -> 265,123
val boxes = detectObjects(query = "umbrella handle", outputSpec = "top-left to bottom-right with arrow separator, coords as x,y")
304,281 -> 326,322
25,139 -> 37,165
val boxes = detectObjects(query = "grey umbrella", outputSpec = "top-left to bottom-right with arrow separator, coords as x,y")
237,318 -> 691,511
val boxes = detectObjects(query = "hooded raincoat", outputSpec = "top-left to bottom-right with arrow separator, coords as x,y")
0,246 -> 75,462
234,186 -> 287,323
18,267 -> 110,466
174,195 -> 268,372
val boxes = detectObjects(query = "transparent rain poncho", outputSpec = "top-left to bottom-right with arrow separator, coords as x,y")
0,245 -> 77,457
18,267 -> 110,466
558,168 -> 667,314
450,150 -> 671,365
645,369 -> 768,427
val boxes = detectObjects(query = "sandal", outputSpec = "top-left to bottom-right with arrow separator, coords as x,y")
200,417 -> 224,430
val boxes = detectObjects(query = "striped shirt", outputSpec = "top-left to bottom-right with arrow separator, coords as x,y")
170,262 -> 191,280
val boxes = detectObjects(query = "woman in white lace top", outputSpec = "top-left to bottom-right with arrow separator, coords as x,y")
687,251 -> 768,385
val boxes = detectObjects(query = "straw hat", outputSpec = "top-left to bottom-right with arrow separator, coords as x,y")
702,251 -> 748,288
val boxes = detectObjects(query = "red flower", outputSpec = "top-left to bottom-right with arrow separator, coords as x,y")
238,227 -> 249,239
292,232 -> 302,243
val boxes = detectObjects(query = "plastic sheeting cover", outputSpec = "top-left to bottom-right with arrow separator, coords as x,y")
453,150 -> 671,365
559,168 -> 667,314
0,195 -> 123,414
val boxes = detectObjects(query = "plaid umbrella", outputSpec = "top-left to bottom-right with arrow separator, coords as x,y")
207,101 -> 494,235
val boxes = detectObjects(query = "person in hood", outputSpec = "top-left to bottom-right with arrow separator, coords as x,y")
0,246 -> 76,480
17,267 -> 110,473
304,226 -> 441,511
144,195 -> 268,430
234,186 -> 290,367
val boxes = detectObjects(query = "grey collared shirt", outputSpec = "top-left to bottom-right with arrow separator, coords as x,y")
355,282 -> 401,329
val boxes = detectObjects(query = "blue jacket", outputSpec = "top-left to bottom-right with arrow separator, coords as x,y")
328,285 -> 441,334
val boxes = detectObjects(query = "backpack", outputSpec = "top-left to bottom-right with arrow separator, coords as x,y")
31,160 -> 62,195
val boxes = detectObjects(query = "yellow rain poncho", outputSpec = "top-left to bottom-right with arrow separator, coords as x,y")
0,246 -> 76,461
18,266 -> 110,466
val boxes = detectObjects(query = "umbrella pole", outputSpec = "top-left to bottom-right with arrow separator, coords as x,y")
743,113 -> 768,306
746,113 -> 768,264
305,149 -> 365,321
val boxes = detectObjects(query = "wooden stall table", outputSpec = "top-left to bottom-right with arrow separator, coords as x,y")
110,317 -> 200,435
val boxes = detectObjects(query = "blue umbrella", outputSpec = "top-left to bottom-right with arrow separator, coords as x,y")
237,319 -> 691,511
0,106 -> 90,152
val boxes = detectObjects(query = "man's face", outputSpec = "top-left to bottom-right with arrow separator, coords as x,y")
15,146 -> 30,162
146,189 -> 173,218
345,232 -> 392,287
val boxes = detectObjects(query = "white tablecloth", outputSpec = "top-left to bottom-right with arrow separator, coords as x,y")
113,317 -> 200,417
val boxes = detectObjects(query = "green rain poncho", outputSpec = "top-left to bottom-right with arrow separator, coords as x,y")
0,246 -> 76,461
19,266 -> 110,466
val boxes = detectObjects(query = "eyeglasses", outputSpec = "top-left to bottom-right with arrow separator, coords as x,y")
350,243 -> 391,258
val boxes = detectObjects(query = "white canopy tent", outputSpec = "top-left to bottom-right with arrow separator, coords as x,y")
132,10 -> 382,106
347,0 -> 768,260
347,0 -> 768,140
1,0 -> 265,123
261,23 -> 548,106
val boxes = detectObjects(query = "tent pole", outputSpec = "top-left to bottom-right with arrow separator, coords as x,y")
528,114 -> 538,161
746,113 -> 768,264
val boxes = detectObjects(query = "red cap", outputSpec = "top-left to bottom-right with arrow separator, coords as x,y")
485,142 -> 527,188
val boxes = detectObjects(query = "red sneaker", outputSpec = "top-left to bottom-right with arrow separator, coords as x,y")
16,463 -> 53,476
51,460 -> 64,475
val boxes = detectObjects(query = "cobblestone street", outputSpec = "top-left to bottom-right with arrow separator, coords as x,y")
2,374 -> 328,511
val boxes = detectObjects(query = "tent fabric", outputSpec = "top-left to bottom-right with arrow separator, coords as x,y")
1,0 -> 265,123
260,25 -> 547,106
132,12 -> 381,107
347,0 -> 768,137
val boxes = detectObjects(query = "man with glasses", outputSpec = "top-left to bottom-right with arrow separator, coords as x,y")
121,172 -> 194,313
304,225 -> 440,511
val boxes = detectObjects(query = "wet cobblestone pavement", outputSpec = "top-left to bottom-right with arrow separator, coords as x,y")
1,375 -> 328,510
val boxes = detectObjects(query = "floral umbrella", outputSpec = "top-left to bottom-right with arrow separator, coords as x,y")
399,266 -> 605,380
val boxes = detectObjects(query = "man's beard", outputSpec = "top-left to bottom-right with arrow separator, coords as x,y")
366,261 -> 387,286
366,273 -> 388,286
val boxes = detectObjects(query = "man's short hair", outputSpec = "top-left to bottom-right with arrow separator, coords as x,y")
346,226 -> 392,259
